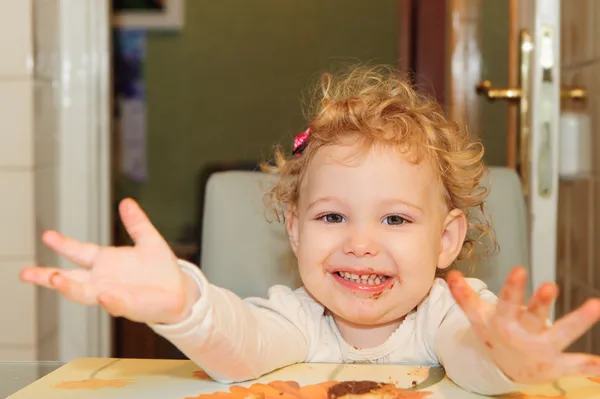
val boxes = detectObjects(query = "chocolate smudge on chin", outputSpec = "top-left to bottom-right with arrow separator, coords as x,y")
370,291 -> 383,300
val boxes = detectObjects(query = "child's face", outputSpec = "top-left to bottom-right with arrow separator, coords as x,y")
286,142 -> 467,326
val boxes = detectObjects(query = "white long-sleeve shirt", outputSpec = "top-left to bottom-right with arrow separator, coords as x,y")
149,260 -> 523,396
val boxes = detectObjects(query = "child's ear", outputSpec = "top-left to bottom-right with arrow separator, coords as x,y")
285,207 -> 300,255
438,209 -> 468,269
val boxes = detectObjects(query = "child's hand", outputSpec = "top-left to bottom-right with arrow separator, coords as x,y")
447,267 -> 600,384
20,198 -> 199,325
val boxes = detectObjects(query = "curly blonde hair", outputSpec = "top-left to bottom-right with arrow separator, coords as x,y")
261,65 -> 495,275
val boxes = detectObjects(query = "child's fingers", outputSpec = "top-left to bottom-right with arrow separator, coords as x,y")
20,267 -> 62,289
549,298 -> 600,351
526,282 -> 557,321
496,267 -> 527,319
118,198 -> 167,248
19,267 -> 88,289
517,281 -> 556,334
42,230 -> 100,268
49,273 -> 98,306
447,270 -> 485,328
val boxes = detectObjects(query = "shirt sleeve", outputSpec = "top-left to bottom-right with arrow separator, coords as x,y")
430,279 -> 529,396
148,260 -> 313,383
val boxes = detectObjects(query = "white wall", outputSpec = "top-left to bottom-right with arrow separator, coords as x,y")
0,0 -> 110,361
0,0 -> 40,361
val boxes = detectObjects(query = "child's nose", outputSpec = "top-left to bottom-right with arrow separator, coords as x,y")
343,227 -> 380,257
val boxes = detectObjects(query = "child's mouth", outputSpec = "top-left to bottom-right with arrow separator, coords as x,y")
333,271 -> 393,292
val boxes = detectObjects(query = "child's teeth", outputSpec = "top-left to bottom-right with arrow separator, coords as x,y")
338,271 -> 389,285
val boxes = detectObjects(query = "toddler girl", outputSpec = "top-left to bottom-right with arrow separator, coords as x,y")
20,65 -> 600,396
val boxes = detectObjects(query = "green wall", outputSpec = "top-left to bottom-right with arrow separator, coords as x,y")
478,0 -> 510,167
116,1 -> 399,242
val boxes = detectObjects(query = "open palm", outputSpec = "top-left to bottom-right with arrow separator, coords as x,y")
20,198 -> 194,325
447,267 -> 600,384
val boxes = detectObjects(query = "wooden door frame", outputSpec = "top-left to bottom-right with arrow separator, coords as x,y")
398,0 -> 448,107
405,0 -> 519,168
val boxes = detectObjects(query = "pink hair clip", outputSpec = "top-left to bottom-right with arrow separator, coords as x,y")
293,127 -> 310,156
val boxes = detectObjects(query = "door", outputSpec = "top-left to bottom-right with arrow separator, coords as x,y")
448,0 -> 598,353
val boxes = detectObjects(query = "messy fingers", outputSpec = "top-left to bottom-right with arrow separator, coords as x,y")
526,282 -> 557,321
518,282 -> 557,333
550,298 -> 600,350
447,270 -> 486,328
496,267 -> 527,319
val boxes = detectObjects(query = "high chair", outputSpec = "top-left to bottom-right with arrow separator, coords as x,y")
199,167 -> 530,298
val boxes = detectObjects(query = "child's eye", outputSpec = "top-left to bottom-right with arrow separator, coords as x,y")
320,213 -> 346,223
383,215 -> 408,225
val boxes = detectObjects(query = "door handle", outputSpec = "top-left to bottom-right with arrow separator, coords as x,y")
561,87 -> 586,101
476,80 -> 521,101
476,80 -> 586,102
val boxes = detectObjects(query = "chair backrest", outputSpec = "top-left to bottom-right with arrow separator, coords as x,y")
200,171 -> 301,298
200,167 -> 530,298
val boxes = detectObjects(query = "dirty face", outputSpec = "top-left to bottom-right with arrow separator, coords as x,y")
286,142 -> 466,330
